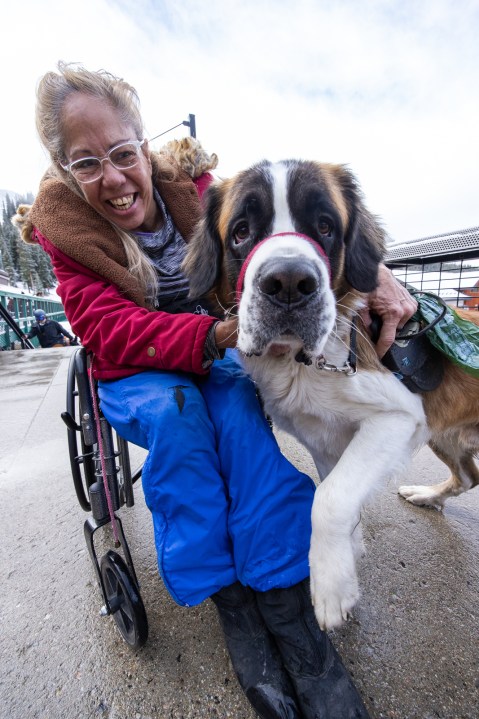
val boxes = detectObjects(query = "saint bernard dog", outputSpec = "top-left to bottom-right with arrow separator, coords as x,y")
183,159 -> 479,631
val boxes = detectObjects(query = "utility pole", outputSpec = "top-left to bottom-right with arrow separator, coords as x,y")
183,113 -> 196,138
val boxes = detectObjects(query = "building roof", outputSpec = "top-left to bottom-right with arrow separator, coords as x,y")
385,226 -> 479,263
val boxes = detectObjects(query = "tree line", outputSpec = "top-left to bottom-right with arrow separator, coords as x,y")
0,194 -> 56,294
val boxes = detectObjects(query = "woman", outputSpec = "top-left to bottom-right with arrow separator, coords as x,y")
18,63 -> 414,719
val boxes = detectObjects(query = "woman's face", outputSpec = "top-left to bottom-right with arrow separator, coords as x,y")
61,93 -> 160,232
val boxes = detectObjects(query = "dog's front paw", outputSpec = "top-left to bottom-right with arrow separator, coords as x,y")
309,538 -> 359,630
398,484 -> 445,510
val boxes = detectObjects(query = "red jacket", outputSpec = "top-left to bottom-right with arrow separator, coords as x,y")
35,230 -> 216,380
20,153 -> 218,380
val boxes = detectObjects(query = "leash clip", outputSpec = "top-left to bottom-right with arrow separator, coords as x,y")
314,356 -> 357,376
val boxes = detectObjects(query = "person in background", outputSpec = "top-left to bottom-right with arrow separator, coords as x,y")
15,62 -> 416,719
24,309 -> 76,348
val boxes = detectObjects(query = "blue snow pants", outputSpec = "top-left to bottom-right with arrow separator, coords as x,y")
98,350 -> 315,606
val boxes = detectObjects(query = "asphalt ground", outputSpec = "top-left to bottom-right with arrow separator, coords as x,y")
1,348 -> 478,719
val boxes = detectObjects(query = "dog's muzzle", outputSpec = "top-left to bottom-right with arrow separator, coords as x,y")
236,232 -> 336,357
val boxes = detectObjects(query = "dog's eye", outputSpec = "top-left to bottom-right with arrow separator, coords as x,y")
318,218 -> 332,236
233,222 -> 250,244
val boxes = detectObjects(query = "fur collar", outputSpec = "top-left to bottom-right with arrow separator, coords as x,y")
14,153 -> 203,309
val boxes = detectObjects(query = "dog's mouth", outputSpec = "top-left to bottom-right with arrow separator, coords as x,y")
238,305 -> 334,358
239,333 -> 297,358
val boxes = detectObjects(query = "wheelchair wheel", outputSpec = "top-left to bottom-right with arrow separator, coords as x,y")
63,348 -> 136,513
100,550 -> 148,648
64,348 -> 95,510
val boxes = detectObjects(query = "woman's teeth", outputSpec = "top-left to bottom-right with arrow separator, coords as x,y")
109,195 -> 135,210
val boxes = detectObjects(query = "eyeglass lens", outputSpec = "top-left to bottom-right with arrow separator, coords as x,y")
70,143 -> 141,181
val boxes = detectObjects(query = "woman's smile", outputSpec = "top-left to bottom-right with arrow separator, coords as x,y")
107,194 -> 137,210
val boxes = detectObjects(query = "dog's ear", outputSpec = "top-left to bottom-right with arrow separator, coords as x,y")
183,182 -> 224,299
339,168 -> 386,293
344,207 -> 386,292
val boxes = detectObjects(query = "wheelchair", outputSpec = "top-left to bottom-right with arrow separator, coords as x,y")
61,347 -> 148,649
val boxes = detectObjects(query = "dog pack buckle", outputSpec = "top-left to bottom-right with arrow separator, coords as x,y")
382,321 -> 444,393
394,320 -> 422,345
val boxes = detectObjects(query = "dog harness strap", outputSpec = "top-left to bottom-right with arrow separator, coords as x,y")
235,232 -> 331,305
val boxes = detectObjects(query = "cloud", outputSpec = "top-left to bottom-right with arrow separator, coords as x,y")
1,0 -> 478,241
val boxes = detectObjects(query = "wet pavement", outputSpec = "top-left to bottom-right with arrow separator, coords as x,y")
0,348 -> 478,719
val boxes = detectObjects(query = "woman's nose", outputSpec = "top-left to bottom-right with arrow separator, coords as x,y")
101,158 -> 127,185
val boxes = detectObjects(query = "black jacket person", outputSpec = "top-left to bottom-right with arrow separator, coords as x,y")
25,310 -> 74,348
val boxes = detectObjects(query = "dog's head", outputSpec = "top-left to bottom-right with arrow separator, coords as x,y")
184,159 -> 386,357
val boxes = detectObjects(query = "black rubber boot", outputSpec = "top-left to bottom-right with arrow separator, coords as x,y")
211,582 -> 302,718
255,579 -> 371,719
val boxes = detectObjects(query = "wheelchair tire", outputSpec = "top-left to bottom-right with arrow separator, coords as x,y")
65,349 -> 94,511
100,550 -> 148,649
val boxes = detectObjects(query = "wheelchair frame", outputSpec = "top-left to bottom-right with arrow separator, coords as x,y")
61,347 -> 148,649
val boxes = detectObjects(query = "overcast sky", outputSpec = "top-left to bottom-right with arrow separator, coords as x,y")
1,0 -> 478,243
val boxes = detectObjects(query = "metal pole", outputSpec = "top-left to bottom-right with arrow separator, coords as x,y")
187,114 -> 196,138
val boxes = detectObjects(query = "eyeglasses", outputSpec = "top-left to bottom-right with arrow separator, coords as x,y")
61,139 -> 146,184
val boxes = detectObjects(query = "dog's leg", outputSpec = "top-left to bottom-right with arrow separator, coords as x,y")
309,410 -> 425,630
398,425 -> 479,510
351,516 -> 366,561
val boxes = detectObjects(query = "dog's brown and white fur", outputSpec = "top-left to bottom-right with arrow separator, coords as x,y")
184,160 -> 479,630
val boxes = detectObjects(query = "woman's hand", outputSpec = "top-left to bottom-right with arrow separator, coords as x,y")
214,317 -> 239,349
360,264 -> 417,358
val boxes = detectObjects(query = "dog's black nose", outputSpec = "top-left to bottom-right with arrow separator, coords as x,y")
258,257 -> 319,309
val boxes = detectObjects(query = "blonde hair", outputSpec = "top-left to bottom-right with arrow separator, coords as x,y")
36,61 -> 158,303
159,137 -> 218,178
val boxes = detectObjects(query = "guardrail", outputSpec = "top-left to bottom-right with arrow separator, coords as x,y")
0,288 -> 66,350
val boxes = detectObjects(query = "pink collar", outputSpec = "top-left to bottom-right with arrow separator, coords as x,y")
235,232 -> 331,304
